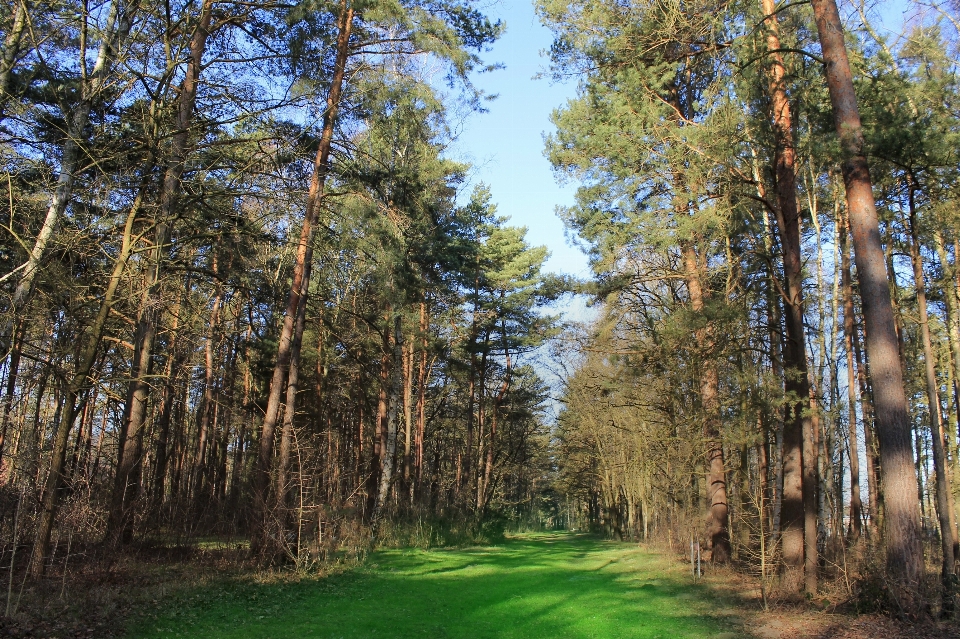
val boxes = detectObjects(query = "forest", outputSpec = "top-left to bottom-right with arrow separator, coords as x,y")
1,0 -> 960,633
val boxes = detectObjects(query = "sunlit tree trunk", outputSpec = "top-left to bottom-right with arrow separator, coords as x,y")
252,0 -> 354,552
402,338 -> 414,497
366,321 -> 391,521
415,301 -> 428,498
480,336 -> 510,513
905,186 -> 956,602
681,242 -> 729,563
107,0 -> 215,545
475,341 -> 488,508
759,204 -> 785,545
810,0 -> 923,594
934,230 -> 960,540
760,0 -> 816,592
28,186 -> 146,574
277,271 -> 309,517
152,278 -> 190,513
464,279 -> 480,499
840,206 -> 863,541
0,0 -> 27,115
191,275 -> 223,503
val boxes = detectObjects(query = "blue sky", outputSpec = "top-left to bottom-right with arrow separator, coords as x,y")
447,0 -> 914,283
449,1 -> 589,282
445,0 -> 915,329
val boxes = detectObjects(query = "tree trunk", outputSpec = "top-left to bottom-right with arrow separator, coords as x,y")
480,331 -> 510,513
151,276 -> 191,513
464,287 -> 479,499
252,0 -> 354,552
854,319 -> 881,535
107,0 -> 214,545
0,320 -> 24,471
0,0 -> 27,117
760,0 -> 816,592
366,324 -> 391,521
475,343 -> 488,509
277,270 -> 309,516
810,0 -> 924,593
373,315 -> 404,526
7,0 -> 139,324
681,243 -> 730,563
28,170 -> 148,574
415,301 -> 428,497
402,338 -> 414,496
191,277 -> 222,504
934,230 -> 960,552
906,189 -> 956,604
760,205 -> 785,545
840,205 -> 863,541
229,315 -> 253,509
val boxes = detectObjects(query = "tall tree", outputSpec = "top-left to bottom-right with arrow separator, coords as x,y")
808,0 -> 923,595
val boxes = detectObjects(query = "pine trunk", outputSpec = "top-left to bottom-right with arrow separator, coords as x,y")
374,316 -> 404,525
906,192 -> 956,603
252,0 -> 354,552
810,0 -> 924,593
8,0 -> 139,321
681,243 -> 730,563
840,207 -> 863,541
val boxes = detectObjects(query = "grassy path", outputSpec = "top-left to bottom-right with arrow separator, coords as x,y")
127,532 -> 741,639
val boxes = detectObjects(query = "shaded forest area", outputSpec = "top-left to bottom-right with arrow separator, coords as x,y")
1,0 -> 960,631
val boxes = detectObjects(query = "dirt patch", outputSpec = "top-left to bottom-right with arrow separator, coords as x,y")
694,562 -> 960,639
0,545 -> 250,639
748,610 -> 959,639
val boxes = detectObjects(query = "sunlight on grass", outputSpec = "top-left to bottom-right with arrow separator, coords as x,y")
127,532 -> 742,639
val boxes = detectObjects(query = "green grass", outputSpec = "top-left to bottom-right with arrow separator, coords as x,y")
126,532 -> 743,639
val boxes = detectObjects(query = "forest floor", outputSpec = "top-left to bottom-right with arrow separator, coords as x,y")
3,532 -> 959,638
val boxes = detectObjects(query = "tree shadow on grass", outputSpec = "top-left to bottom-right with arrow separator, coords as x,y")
128,532 -> 749,639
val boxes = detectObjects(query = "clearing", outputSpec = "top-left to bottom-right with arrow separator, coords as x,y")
125,532 -> 740,639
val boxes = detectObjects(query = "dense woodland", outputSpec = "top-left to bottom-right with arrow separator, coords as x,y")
1,0 -> 959,623
545,0 -> 960,615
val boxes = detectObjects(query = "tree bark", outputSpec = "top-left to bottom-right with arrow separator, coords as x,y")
681,243 -> 730,563
191,274 -> 222,504
464,281 -> 479,499
252,0 -> 354,553
853,310 -> 881,535
840,205 -> 863,541
415,301 -> 428,497
402,338 -> 414,496
277,270 -> 309,516
7,0 -> 139,326
934,230 -> 960,549
759,204 -> 785,545
480,324 -> 510,513
0,0 -> 27,116
106,0 -> 214,545
373,315 -> 404,526
759,0 -> 816,592
28,166 -> 149,574
0,320 -> 24,472
810,0 -> 924,593
905,188 -> 956,603
366,323 -> 391,521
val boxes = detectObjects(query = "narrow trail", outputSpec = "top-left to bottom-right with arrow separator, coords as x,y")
128,532 -> 742,638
